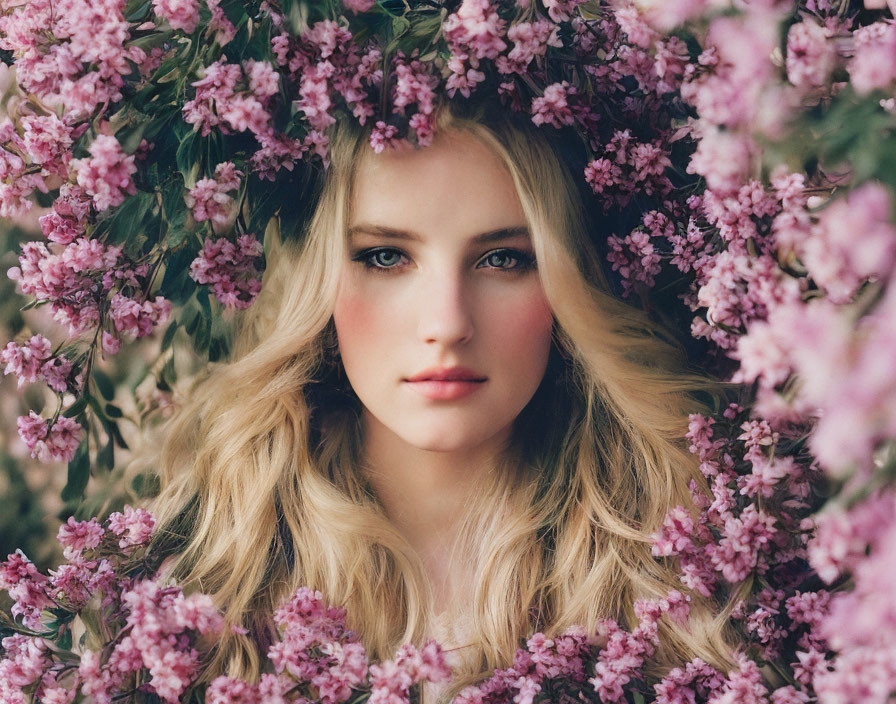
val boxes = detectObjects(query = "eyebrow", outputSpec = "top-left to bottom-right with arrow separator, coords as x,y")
348,224 -> 531,244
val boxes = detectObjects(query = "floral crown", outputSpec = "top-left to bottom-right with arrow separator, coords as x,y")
0,0 -> 697,468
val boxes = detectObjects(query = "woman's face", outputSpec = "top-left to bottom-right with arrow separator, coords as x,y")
332,129 -> 555,454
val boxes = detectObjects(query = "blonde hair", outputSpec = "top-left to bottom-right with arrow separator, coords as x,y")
145,100 -> 736,701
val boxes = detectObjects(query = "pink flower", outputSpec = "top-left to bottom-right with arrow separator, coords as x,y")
72,135 -> 137,212
189,234 -> 264,309
1,335 -> 52,389
107,506 -> 157,548
183,60 -> 276,137
185,162 -> 243,227
687,127 -> 757,194
16,413 -> 83,464
443,0 -> 507,61
109,294 -> 172,338
802,182 -> 896,304
530,81 -> 577,128
152,0 -> 200,33
343,0 -> 375,11
786,20 -> 836,88
20,114 -> 74,176
849,21 -> 896,94
0,551 -> 53,629
56,517 -> 104,559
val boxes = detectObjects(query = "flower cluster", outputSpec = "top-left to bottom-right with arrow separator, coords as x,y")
0,508 -> 456,704
0,507 -> 221,704
189,234 -> 264,309
1,0 -> 896,702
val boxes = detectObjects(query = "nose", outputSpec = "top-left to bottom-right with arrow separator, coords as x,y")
416,269 -> 475,346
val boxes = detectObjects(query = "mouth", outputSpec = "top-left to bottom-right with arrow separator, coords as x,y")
404,378 -> 487,401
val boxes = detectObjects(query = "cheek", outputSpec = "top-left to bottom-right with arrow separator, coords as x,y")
488,289 -> 554,369
333,281 -> 383,361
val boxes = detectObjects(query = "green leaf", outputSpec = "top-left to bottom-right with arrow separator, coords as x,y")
161,320 -> 179,352
97,439 -> 115,471
392,16 -> 411,38
62,396 -> 89,418
124,0 -> 151,22
176,130 -> 201,177
104,404 -> 124,419
208,333 -> 230,362
92,370 -> 115,401
106,191 -> 154,247
61,441 -> 90,502
159,355 -> 177,392
56,626 -> 73,651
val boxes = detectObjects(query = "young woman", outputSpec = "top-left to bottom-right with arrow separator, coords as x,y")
144,99 -> 733,702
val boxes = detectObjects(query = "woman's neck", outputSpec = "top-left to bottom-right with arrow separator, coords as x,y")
359,409 -> 510,605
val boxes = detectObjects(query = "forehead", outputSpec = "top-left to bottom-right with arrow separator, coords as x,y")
349,130 -> 527,237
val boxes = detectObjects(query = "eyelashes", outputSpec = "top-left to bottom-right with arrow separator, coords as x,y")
350,247 -> 538,274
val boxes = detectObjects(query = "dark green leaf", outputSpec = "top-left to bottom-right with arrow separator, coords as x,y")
97,439 -> 115,471
93,370 -> 115,401
208,333 -> 229,362
161,320 -> 179,352
104,404 -> 123,419
61,442 -> 90,502
175,131 -> 201,177
62,396 -> 89,418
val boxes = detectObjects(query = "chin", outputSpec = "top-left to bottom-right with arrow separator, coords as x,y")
401,426 -> 494,454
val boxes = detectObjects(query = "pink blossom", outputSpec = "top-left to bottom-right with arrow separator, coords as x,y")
72,135 -> 137,212
152,0 -> 200,33
206,0 -> 237,45
710,504 -> 777,583
369,121 -> 400,154
183,60 -> 275,137
189,234 -> 264,309
102,331 -> 122,356
107,506 -> 157,548
687,127 -> 757,194
20,114 -> 74,176
57,517 -> 104,559
185,162 -> 243,226
0,0 -> 146,117
802,182 -> 896,304
1,335 -> 52,388
497,20 -> 562,74
849,21 -> 896,94
16,412 -> 83,464
707,658 -> 768,704
443,0 -> 508,62
531,81 -> 577,128
0,551 -> 53,629
109,294 -> 172,338
39,184 -> 91,245
343,0 -> 375,12
654,657 -> 725,703
542,0 -> 587,23
786,20 -> 836,88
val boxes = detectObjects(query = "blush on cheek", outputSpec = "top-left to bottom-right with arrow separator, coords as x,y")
333,289 -> 378,352
492,293 -> 554,356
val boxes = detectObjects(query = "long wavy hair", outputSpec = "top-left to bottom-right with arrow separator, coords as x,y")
144,99 -> 736,702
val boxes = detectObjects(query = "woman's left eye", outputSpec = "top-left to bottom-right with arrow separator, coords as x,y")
478,249 -> 537,272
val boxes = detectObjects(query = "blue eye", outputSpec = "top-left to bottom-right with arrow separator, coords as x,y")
479,250 -> 536,271
351,248 -> 406,271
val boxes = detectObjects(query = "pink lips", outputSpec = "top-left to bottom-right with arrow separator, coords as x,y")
404,366 -> 487,400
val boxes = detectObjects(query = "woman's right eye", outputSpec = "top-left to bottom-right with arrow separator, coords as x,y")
351,247 -> 406,272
